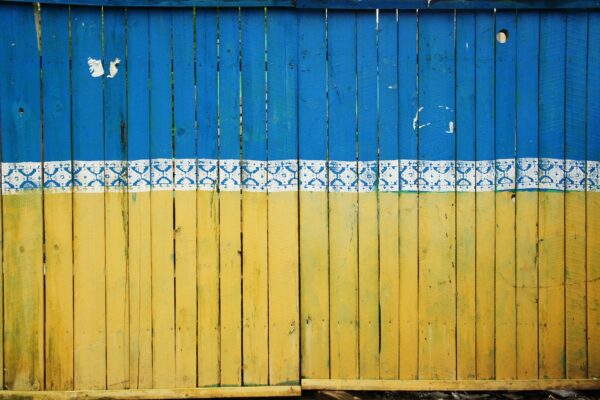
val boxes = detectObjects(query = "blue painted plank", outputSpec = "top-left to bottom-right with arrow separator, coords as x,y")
475,11 -> 495,164
378,10 -> 398,164
196,9 -> 218,161
590,12 -> 600,164
456,11 -> 475,166
298,9 -> 326,162
356,11 -> 377,165
398,10 -> 417,165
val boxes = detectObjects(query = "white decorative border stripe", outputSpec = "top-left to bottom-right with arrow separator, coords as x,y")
1,158 -> 598,194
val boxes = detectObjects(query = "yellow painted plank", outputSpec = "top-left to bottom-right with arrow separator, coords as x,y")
329,192 -> 359,380
539,191 -> 566,379
44,192 -> 74,390
495,191 -> 517,379
515,191 -> 539,379
151,190 -> 176,388
475,191 -> 495,379
175,190 -> 197,387
0,190 -> 3,391
379,192 -> 398,379
398,193 -> 418,380
128,191 -> 152,388
242,191 -> 269,385
73,192 -> 106,389
587,191 -> 600,378
268,191 -> 300,385
197,190 -> 220,386
358,191 -> 379,379
3,192 -> 44,390
219,190 -> 242,386
105,191 -> 129,389
299,191 -> 329,379
565,191 -> 587,378
456,192 -> 476,380
418,193 -> 456,380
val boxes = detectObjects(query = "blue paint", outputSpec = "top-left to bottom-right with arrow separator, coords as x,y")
378,10 -> 398,164
475,11 -> 495,163
456,11 -> 475,164
589,11 -> 600,164
398,10 -> 417,162
356,11 -> 377,165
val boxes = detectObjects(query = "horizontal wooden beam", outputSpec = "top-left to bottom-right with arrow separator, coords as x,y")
0,385 -> 302,399
302,379 -> 600,391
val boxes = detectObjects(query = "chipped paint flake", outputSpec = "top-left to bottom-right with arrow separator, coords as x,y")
419,122 -> 431,129
107,58 -> 120,78
87,57 -> 104,77
412,106 -> 424,131
446,121 -> 455,133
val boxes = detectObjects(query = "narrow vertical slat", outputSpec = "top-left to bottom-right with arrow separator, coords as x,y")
71,6 -> 106,389
298,8 -> 329,380
356,9 -> 379,381
266,8 -> 300,385
149,8 -> 176,388
0,2 -> 44,390
397,9 -> 419,380
539,10 -> 566,379
417,10 -> 456,380
327,10 -> 359,380
41,3 -> 74,390
127,8 -> 152,389
240,7 -> 268,386
515,9 -> 540,380
474,10 -> 496,380
196,8 -> 220,387
455,9 -> 476,381
564,10 -> 588,379
218,8 -> 243,386
172,7 -> 197,388
494,10 -> 517,380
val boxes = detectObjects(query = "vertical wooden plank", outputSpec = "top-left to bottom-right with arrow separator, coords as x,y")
218,8 -> 242,386
587,9 -> 600,379
356,9 -> 379,381
149,8 -> 176,389
455,9 -> 476,381
397,10 -> 419,380
564,10 -> 588,379
417,10 -> 456,380
378,9 -> 399,381
494,10 -> 517,380
196,8 -> 220,387
41,4 -> 73,390
0,2 -> 44,390
327,10 -> 359,380
515,9 -> 540,380
298,9 -> 329,380
172,7 -> 197,388
127,8 -> 152,389
539,10 -> 566,379
71,6 -> 106,389
241,8 -> 268,386
267,8 -> 300,385
474,10 -> 495,380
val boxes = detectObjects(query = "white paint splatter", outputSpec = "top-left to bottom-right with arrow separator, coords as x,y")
107,58 -> 121,78
446,121 -> 455,133
412,106 -> 424,131
87,57 -> 104,78
419,123 -> 431,129
438,105 -> 452,110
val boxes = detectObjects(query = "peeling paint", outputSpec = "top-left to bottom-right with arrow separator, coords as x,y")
412,106 -> 424,131
87,57 -> 104,78
438,105 -> 452,111
419,122 -> 431,129
446,121 -> 455,134
107,58 -> 121,78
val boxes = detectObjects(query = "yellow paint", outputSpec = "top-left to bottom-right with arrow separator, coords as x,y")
197,190 -> 220,386
268,191 -> 300,385
565,191 -> 587,378
299,191 -> 329,379
44,192 -> 74,390
588,192 -> 600,378
175,190 -> 197,387
358,191 -> 379,379
379,192 -> 398,379
128,191 -> 152,388
456,192 -> 476,380
105,191 -> 129,389
418,193 -> 455,380
538,191 -> 565,379
398,193 -> 418,380
3,191 -> 44,390
475,191 -> 495,379
328,192 -> 359,380
515,191 -> 539,379
151,190 -> 176,388
495,191 -> 517,379
219,190 -> 242,386
73,192 -> 106,389
242,191 -> 269,385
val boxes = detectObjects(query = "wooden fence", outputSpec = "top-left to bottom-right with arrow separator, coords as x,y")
0,0 -> 599,397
